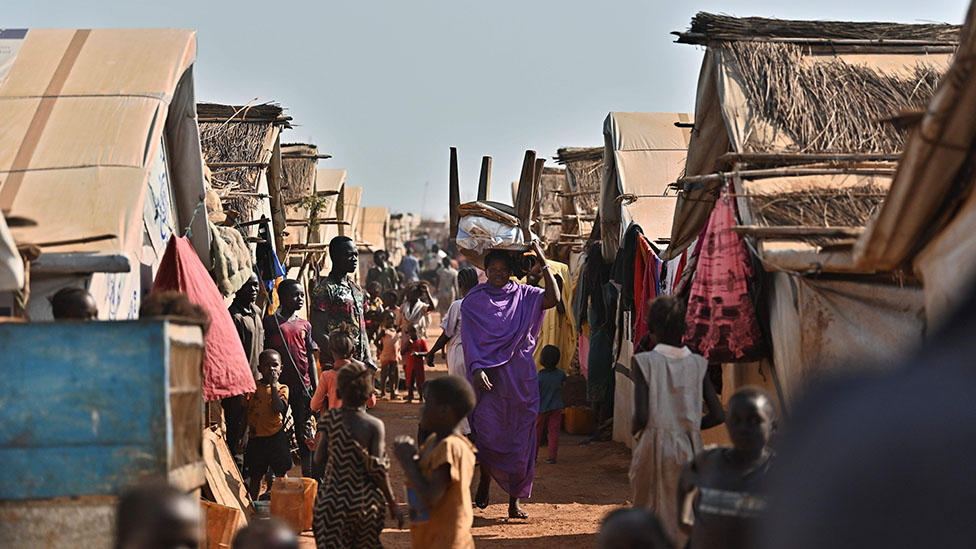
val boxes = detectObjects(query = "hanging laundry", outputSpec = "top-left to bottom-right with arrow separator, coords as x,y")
683,187 -> 766,363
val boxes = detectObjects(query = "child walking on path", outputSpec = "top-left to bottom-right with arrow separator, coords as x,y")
402,325 -> 429,403
312,361 -> 403,548
245,350 -> 292,500
678,387 -> 776,549
536,345 -> 566,463
394,376 -> 478,549
311,328 -> 376,412
630,296 -> 724,547
376,311 -> 400,399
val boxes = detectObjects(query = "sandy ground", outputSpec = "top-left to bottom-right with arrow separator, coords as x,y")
297,314 -> 634,547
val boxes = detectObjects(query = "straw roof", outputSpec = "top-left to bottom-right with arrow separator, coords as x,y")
726,42 -> 946,154
198,102 -> 292,220
280,143 -> 319,203
675,12 -> 961,45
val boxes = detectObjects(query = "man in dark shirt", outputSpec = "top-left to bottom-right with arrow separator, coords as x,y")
365,249 -> 398,294
223,273 -> 264,457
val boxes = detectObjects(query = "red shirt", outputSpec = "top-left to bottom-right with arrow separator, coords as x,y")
403,338 -> 429,372
264,313 -> 317,387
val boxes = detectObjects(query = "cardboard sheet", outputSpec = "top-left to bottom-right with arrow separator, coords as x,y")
202,427 -> 252,529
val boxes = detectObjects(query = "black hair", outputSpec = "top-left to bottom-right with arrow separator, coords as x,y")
647,295 -> 687,346
329,235 -> 354,258
381,310 -> 396,324
276,279 -> 302,297
232,518 -> 298,549
373,249 -> 386,259
116,482 -> 194,549
337,361 -> 374,407
424,375 -> 476,420
457,268 -> 479,292
382,289 -> 399,303
728,386 -> 777,420
540,345 -> 561,369
139,291 -> 211,333
328,327 -> 356,360
50,286 -> 93,319
598,507 -> 673,549
366,281 -> 382,292
484,249 -> 514,272
442,256 -> 452,268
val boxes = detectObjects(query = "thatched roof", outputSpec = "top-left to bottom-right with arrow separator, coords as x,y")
727,41 -> 945,154
554,147 -> 603,164
675,12 -> 961,45
198,102 -> 291,219
280,143 -> 319,203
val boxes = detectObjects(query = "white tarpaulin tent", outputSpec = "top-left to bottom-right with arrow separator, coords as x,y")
0,28 -> 209,319
600,112 -> 690,260
0,213 -> 23,292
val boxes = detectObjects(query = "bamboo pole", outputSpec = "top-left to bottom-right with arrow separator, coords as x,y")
678,167 -> 896,190
732,225 -> 864,238
719,152 -> 900,164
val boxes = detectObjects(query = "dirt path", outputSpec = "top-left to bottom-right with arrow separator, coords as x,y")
299,315 -> 632,547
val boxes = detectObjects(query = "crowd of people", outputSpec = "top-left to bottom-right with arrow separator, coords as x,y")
49,231 -> 782,549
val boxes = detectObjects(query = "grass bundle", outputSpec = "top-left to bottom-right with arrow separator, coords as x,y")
726,42 -> 946,154
748,184 -> 887,228
683,12 -> 960,43
281,144 -> 318,203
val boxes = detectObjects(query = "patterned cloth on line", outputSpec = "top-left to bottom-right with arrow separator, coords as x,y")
312,408 -> 389,549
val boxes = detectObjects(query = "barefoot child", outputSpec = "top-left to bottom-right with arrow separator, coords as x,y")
312,361 -> 403,547
677,387 -> 776,549
536,345 -> 566,464
376,311 -> 401,399
244,350 -> 292,500
402,325 -> 429,403
394,375 -> 478,549
630,296 -> 724,547
311,328 -> 376,412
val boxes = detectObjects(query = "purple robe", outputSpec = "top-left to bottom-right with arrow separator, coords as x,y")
461,281 -> 546,498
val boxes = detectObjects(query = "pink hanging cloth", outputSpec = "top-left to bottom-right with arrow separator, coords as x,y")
152,236 -> 257,401
683,187 -> 765,363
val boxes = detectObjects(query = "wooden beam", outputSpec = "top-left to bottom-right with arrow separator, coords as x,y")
477,156 -> 492,201
449,147 -> 460,241
514,150 -> 537,241
732,225 -> 864,238
678,167 -> 896,190
719,152 -> 900,165
206,161 -> 269,168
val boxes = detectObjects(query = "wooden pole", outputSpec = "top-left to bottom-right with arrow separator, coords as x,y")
478,156 -> 492,201
515,150 -> 537,241
449,147 -> 460,243
718,152 -> 900,165
731,225 -> 864,238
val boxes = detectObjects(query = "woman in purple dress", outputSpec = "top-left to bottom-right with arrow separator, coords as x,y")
461,241 -> 559,518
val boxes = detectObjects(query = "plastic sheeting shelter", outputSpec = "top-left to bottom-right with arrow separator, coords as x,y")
854,2 -> 976,328
357,206 -> 389,251
660,13 -> 958,407
0,28 -> 210,319
600,112 -> 690,261
664,14 -> 956,272
767,273 -> 925,403
0,213 -> 23,292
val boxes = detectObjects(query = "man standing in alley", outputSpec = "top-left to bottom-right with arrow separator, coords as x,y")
310,236 -> 375,369
225,273 -> 265,460
366,249 -> 399,294
398,243 -> 421,284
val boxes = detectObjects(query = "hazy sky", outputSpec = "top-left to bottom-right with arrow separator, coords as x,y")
6,0 -> 970,219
